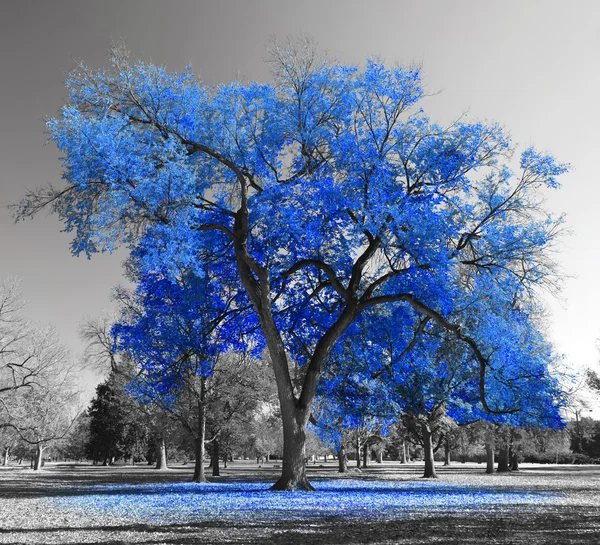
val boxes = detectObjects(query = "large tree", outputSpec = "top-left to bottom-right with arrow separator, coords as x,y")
14,40 -> 567,490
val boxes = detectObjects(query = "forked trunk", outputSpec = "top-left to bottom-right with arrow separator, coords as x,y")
212,439 -> 220,477
485,441 -> 495,474
193,378 -> 207,483
155,435 -> 168,470
338,444 -> 347,473
421,423 -> 438,478
33,445 -> 43,471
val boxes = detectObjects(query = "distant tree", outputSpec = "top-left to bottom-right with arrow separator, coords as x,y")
3,329 -> 81,470
249,406 -> 283,464
0,427 -> 18,466
60,412 -> 90,462
86,371 -> 148,465
79,313 -> 121,374
0,278 -> 63,406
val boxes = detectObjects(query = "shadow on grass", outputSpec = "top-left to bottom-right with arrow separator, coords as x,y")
1,510 -> 599,545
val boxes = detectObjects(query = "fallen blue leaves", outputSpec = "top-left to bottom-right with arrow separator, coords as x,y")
49,479 -> 560,524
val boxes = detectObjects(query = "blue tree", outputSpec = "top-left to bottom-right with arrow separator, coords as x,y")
14,40 -> 568,490
111,261 -> 252,481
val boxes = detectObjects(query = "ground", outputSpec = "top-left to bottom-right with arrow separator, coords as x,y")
0,461 -> 598,544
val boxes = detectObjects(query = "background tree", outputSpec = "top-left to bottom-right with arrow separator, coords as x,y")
3,329 -> 81,470
86,369 -> 148,465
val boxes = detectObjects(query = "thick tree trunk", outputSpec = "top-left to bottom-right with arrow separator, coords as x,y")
400,440 -> 407,464
193,378 -> 207,483
485,441 -> 495,474
376,449 -> 383,464
270,415 -> 313,490
33,445 -> 43,471
155,435 -> 168,470
362,444 -> 369,468
338,444 -> 347,473
2,446 -> 9,466
497,445 -> 509,473
421,424 -> 438,478
443,437 -> 451,466
212,439 -> 220,477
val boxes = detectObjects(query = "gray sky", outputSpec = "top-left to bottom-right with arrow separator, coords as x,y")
1,0 -> 599,400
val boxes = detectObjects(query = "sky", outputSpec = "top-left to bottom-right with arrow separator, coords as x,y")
1,0 -> 599,404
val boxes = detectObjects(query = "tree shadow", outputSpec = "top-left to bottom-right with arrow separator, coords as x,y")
1,509 -> 599,545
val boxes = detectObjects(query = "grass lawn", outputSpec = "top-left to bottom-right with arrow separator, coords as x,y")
0,461 -> 598,544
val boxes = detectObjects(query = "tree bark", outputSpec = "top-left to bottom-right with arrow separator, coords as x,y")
376,449 -> 383,464
212,439 -> 220,477
269,415 -> 313,490
33,445 -> 43,471
338,444 -> 347,473
421,423 -> 438,478
362,443 -> 369,468
155,435 -> 168,470
2,446 -> 9,466
193,378 -> 207,483
355,436 -> 361,469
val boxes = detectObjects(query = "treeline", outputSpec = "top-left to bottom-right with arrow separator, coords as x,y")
4,346 -> 594,476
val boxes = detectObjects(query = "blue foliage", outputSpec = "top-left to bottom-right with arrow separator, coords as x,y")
39,48 -> 569,447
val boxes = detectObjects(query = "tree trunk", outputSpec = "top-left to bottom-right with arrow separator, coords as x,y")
269,415 -> 313,491
155,435 -> 168,470
223,450 -> 228,469
421,423 -> 438,478
376,449 -> 383,464
400,440 -> 407,464
33,445 -> 43,471
497,445 -> 509,473
443,437 -> 451,466
193,378 -> 207,483
234,230 -> 359,491
2,446 -> 9,466
355,437 -> 361,469
510,450 -> 520,471
362,443 -> 369,468
485,440 -> 495,474
338,444 -> 347,473
212,439 -> 220,477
